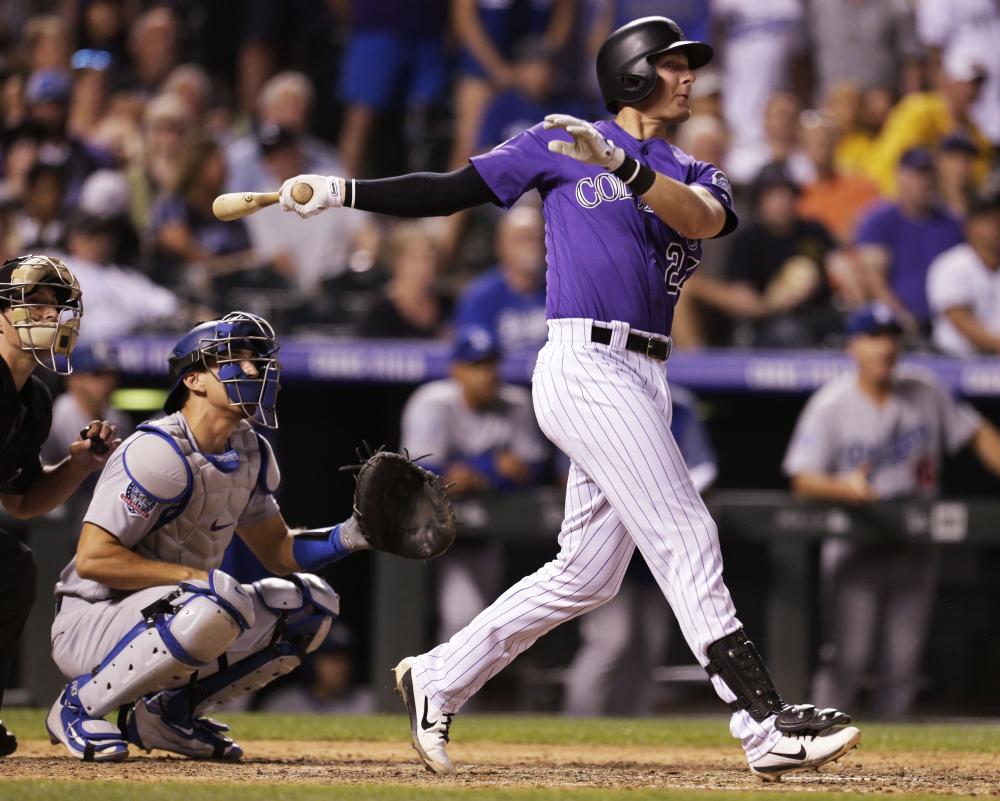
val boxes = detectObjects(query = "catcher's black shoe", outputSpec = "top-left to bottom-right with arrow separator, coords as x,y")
0,720 -> 17,757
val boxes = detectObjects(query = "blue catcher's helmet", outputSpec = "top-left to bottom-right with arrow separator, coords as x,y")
164,311 -> 281,428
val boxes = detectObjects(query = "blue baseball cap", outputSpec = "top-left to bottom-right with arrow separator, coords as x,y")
846,303 -> 904,337
25,70 -> 72,104
898,147 -> 934,172
70,342 -> 121,373
451,325 -> 502,364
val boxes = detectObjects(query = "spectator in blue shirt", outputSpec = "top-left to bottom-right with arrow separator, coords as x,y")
454,205 -> 548,351
855,148 -> 964,335
476,38 -> 559,152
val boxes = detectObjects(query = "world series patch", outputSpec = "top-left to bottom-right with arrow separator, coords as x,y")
120,480 -> 156,519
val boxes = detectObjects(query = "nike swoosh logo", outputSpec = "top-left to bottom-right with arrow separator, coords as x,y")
770,744 -> 807,760
421,696 -> 438,730
210,520 -> 231,532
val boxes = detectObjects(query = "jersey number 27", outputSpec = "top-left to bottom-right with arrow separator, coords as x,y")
664,242 -> 700,296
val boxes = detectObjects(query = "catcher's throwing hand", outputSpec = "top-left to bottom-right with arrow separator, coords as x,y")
279,174 -> 343,218
543,114 -> 626,170
345,449 -> 456,560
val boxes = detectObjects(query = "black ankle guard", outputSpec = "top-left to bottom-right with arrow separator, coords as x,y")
705,629 -> 783,722
774,704 -> 851,735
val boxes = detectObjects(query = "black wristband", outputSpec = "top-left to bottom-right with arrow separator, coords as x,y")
613,155 -> 656,195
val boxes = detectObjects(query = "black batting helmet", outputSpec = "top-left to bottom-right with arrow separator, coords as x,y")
596,17 -> 713,113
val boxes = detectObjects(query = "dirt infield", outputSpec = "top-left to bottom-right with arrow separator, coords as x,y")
6,739 -> 998,794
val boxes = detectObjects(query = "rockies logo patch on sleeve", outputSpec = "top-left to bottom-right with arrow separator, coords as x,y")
711,170 -> 732,202
120,480 -> 156,519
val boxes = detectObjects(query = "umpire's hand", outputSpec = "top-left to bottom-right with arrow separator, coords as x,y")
279,174 -> 344,218
70,419 -> 121,472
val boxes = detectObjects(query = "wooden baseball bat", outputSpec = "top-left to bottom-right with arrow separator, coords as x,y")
212,182 -> 314,221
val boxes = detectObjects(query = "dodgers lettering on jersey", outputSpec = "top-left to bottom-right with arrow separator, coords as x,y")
470,120 -> 736,336
782,368 -> 981,499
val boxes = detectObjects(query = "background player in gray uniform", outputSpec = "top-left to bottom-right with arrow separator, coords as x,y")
783,303 -> 1000,719
278,16 -> 858,781
401,325 -> 548,640
47,312 -> 379,762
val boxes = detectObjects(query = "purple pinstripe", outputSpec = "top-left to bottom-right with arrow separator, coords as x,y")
410,319 -> 780,760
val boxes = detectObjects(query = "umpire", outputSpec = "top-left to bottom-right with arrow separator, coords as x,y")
0,254 -> 119,756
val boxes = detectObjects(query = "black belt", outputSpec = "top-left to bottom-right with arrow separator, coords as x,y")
590,324 -> 672,361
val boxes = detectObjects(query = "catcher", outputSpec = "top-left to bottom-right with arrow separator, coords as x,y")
46,311 -> 454,762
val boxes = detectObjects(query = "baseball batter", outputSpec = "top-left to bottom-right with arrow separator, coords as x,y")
45,311 -> 431,762
279,16 -> 859,781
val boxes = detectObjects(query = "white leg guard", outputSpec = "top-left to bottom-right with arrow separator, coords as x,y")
125,573 -> 338,760
190,573 -> 339,716
75,571 -> 254,718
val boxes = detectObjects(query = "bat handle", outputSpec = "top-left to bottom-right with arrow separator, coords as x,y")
291,182 -> 314,204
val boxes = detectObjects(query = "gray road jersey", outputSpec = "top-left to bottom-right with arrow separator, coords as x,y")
401,379 -> 548,466
56,412 -> 280,601
783,368 -> 981,498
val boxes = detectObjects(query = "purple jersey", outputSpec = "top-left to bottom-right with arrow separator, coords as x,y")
470,120 -> 737,336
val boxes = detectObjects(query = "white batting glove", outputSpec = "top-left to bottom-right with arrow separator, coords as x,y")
542,114 -> 626,171
279,174 -> 344,218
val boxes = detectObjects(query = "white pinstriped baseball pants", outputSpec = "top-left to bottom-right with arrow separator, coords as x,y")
412,319 -> 781,760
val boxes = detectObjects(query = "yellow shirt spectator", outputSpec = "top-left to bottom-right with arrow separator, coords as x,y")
867,92 -> 993,195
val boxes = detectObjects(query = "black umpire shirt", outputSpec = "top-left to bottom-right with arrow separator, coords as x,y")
0,355 -> 53,496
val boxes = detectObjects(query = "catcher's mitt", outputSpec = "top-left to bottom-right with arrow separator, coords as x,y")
343,448 -> 456,560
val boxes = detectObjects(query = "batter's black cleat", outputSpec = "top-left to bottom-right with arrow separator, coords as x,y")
0,720 -> 16,757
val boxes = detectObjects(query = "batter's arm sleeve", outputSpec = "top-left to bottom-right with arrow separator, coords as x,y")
345,165 -> 500,217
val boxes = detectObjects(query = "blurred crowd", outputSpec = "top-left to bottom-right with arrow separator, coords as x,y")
0,0 -> 998,355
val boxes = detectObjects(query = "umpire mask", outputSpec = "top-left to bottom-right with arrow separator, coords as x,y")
0,254 -> 83,375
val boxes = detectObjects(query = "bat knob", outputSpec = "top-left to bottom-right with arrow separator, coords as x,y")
291,182 -> 314,204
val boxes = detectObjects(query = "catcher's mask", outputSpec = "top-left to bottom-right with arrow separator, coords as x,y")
0,254 -> 83,375
164,311 -> 281,428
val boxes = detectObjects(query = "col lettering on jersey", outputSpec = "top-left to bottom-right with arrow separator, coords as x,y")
470,120 -> 737,336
